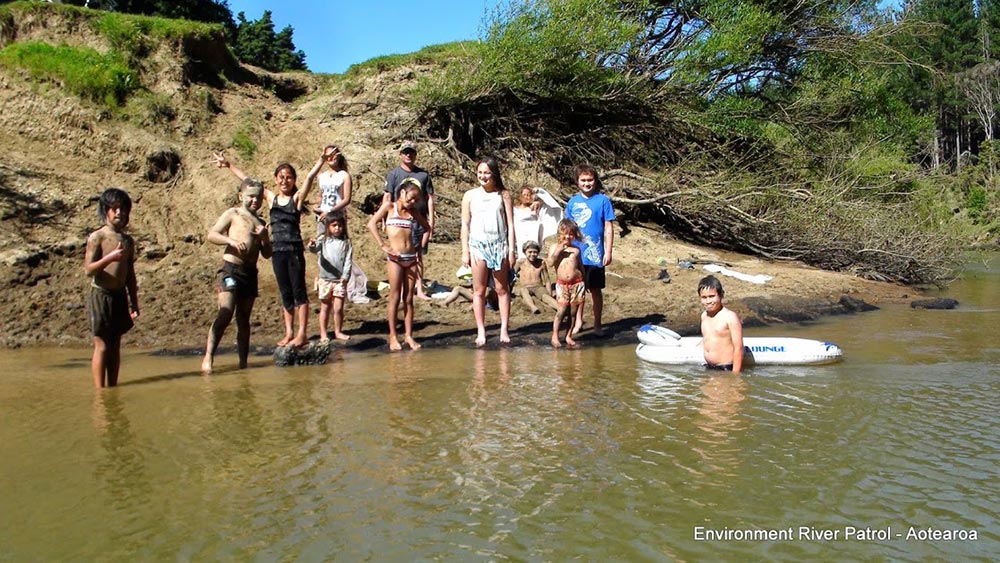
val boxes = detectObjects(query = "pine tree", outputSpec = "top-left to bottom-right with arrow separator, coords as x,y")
900,0 -> 980,166
233,10 -> 307,72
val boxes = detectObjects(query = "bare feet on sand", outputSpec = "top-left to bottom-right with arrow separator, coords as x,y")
405,337 -> 421,350
551,338 -> 562,348
475,331 -> 487,347
334,332 -> 351,341
389,337 -> 403,351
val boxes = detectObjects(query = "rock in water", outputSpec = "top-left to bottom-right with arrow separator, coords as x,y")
273,341 -> 332,366
910,298 -> 959,310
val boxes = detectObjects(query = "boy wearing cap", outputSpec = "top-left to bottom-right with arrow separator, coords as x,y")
382,140 -> 435,299
514,241 -> 558,314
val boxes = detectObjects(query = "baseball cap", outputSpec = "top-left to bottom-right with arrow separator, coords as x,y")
398,140 -> 417,152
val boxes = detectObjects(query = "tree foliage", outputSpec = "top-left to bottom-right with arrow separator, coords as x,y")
411,0 -> 965,283
233,10 -> 307,72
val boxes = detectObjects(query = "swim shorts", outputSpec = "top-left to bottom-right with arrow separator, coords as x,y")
216,261 -> 259,299
556,278 -> 585,306
705,362 -> 734,371
582,265 -> 606,290
88,285 -> 133,339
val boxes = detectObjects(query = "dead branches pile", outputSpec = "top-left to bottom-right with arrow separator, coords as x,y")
602,170 -> 962,285
417,93 -> 961,285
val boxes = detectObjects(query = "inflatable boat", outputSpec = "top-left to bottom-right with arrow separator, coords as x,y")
635,325 -> 843,366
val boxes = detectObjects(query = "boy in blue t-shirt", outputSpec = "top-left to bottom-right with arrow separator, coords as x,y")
564,164 -> 615,335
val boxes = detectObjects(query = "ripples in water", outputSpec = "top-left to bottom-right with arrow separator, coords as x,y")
1,322 -> 998,560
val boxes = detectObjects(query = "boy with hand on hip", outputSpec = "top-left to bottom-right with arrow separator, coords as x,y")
83,188 -> 139,388
698,275 -> 744,373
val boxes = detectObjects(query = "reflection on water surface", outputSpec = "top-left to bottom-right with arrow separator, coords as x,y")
1,264 -> 997,560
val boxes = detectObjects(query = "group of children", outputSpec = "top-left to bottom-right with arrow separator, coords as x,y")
83,151 -> 744,388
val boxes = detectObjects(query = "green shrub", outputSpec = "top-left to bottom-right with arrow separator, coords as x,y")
0,41 -> 137,107
93,11 -> 221,59
341,41 -> 476,79
232,127 -> 257,159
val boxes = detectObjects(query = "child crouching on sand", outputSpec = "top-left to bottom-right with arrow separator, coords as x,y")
308,214 -> 353,342
548,219 -> 585,348
84,188 -> 139,388
514,240 -> 558,314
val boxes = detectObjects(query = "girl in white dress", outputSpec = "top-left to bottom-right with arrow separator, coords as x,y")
461,157 -> 516,346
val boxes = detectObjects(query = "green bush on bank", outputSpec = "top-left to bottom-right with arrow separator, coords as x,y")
92,11 -> 223,63
232,125 -> 257,160
343,41 -> 477,78
0,2 -> 228,110
0,41 -> 137,107
0,1 -> 223,55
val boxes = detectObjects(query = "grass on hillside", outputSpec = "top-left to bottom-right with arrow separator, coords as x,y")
0,42 -> 137,107
0,1 -> 229,110
0,1 -> 223,46
340,41 -> 478,78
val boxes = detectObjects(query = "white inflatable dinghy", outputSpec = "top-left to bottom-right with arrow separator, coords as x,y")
635,324 -> 843,366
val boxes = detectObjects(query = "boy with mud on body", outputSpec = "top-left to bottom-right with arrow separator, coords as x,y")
202,178 -> 272,373
84,188 -> 139,388
548,219 -> 586,348
514,240 -> 558,314
698,275 -> 744,373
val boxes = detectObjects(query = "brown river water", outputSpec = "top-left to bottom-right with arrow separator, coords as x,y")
1,260 -> 997,560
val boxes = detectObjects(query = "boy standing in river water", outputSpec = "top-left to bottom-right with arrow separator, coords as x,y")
699,275 -> 744,373
84,188 -> 139,388
202,178 -> 272,373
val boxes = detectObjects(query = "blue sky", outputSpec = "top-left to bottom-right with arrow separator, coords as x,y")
228,0 -> 503,74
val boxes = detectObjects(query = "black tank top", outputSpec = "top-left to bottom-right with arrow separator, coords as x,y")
269,195 -> 303,252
